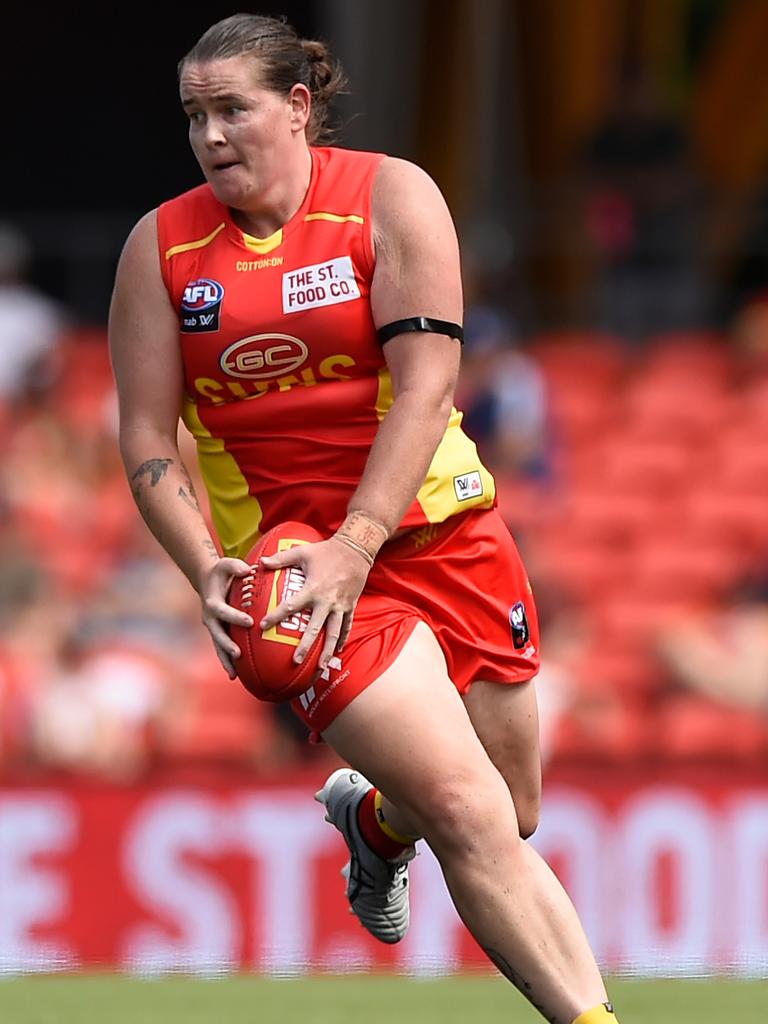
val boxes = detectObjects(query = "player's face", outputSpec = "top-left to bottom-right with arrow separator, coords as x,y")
180,56 -> 309,211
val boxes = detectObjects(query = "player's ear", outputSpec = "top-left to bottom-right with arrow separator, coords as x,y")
288,83 -> 311,133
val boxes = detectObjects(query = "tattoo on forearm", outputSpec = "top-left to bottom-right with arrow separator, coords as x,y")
203,539 -> 219,560
180,463 -> 200,499
483,947 -> 557,1023
178,486 -> 200,511
131,458 -> 173,490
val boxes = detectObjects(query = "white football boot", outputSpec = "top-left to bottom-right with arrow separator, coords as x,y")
315,767 -> 415,944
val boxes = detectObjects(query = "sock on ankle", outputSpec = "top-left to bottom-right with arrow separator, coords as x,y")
356,789 -> 415,859
572,1002 -> 618,1024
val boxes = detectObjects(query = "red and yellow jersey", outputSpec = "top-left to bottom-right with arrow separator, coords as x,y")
157,146 -> 495,559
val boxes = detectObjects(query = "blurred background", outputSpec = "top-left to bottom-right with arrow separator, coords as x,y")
0,0 -> 767,981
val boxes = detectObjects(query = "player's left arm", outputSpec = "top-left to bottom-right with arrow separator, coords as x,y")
350,155 -> 463,531
260,158 -> 463,665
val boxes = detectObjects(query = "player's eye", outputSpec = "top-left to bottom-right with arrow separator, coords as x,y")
187,110 -> 205,124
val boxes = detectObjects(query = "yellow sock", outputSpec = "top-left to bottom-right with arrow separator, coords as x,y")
373,790 -> 417,845
572,1003 -> 618,1024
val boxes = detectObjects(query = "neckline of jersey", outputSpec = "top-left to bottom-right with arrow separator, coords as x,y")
221,147 -> 320,254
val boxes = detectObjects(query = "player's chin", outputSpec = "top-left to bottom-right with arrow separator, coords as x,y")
206,171 -> 251,208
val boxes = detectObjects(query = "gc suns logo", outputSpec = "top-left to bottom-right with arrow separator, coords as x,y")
180,279 -> 225,333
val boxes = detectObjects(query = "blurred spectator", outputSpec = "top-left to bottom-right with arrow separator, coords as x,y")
457,304 -> 553,481
0,527 -> 61,772
529,586 -> 582,767
0,223 -> 67,406
580,60 -> 709,339
655,570 -> 768,713
26,557 -> 190,780
30,634 -> 175,783
730,287 -> 768,381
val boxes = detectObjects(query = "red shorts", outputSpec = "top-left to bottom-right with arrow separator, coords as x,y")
289,508 -> 540,734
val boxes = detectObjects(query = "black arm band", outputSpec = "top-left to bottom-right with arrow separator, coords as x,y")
377,317 -> 464,345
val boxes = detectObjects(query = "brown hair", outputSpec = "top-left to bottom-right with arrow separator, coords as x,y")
179,14 -> 347,144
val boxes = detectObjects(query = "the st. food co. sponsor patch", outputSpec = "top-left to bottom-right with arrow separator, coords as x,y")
282,256 -> 361,314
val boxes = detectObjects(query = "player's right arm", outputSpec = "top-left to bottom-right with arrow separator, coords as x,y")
108,211 -> 253,675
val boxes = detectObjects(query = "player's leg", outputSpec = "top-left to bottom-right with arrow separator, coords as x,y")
377,680 -> 542,840
464,675 -> 618,1021
322,622 -> 613,1024
376,676 -> 542,840
462,677 -> 542,836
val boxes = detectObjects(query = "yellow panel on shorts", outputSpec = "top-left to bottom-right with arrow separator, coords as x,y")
182,397 -> 263,560
374,368 -> 496,522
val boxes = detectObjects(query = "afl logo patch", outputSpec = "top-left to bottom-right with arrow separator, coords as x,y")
220,334 -> 309,380
508,601 -> 530,650
181,278 -> 224,333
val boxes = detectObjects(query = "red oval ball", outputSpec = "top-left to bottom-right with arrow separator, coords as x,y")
229,521 -> 325,701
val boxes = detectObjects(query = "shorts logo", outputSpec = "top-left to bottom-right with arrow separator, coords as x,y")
181,278 -> 224,333
453,471 -> 483,501
296,655 -> 342,712
509,601 -> 530,650
220,334 -> 308,380
282,256 -> 361,314
298,686 -> 316,712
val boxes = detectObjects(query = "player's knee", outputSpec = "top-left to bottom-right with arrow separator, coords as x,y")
409,770 -> 515,853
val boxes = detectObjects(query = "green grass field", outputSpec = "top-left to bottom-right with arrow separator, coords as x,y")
0,975 -> 763,1024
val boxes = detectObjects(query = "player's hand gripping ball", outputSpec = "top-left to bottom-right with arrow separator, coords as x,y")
229,521 -> 324,701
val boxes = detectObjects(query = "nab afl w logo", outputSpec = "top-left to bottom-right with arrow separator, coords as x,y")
180,278 -> 224,334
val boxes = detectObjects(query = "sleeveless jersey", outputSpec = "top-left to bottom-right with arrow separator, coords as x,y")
157,146 -> 495,559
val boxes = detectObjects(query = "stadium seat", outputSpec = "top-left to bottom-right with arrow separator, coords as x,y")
49,328 -> 115,432
622,373 -> 733,440
639,330 -> 734,385
527,533 -> 632,603
545,386 -> 624,447
583,433 -> 696,498
704,429 -> 768,497
656,695 -> 768,760
561,488 -> 658,543
626,534 -> 749,604
161,652 -> 280,769
682,487 -> 768,552
527,330 -> 628,388
552,688 -> 653,761
574,641 -> 663,700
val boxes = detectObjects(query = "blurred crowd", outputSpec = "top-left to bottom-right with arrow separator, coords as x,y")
2,190 -> 768,783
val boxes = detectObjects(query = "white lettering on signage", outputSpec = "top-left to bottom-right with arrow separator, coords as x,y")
3,785 -> 768,976
531,791 -> 608,961
619,792 -> 716,973
121,794 -> 240,973
732,797 -> 768,974
234,796 -> 337,973
0,796 -> 76,971
282,257 -> 361,314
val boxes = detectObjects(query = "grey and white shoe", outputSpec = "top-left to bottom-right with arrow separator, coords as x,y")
315,767 -> 415,944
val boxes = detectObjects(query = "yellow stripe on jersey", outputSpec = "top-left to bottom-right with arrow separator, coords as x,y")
165,222 -> 226,260
374,368 -> 496,521
182,397 -> 264,560
304,212 -> 365,225
242,227 -> 283,254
